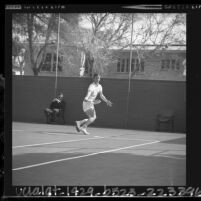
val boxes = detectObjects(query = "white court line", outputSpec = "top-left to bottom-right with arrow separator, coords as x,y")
13,130 -> 76,136
13,130 -> 24,132
155,155 -> 185,160
106,137 -> 156,141
13,136 -> 105,149
13,135 -> 156,149
13,140 -> 160,171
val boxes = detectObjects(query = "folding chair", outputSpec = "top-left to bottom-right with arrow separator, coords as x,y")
156,109 -> 175,132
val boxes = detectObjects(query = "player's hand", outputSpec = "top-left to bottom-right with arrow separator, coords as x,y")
53,98 -> 61,103
94,99 -> 101,105
106,100 -> 112,107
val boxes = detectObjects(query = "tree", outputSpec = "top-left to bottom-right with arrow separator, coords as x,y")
76,13 -> 137,76
128,13 -> 186,77
12,36 -> 25,73
12,13 -> 186,76
12,13 -> 80,75
12,13 -> 52,75
76,13 -> 186,77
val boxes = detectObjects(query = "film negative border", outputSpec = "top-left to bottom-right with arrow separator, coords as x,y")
5,186 -> 201,197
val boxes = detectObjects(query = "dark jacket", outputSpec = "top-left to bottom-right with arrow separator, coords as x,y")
50,98 -> 65,110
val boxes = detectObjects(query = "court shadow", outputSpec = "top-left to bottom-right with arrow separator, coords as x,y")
13,151 -> 186,186
36,131 -> 85,135
161,137 -> 186,145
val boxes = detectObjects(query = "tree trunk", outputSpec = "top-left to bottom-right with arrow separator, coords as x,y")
38,14 -> 55,72
85,51 -> 94,77
27,14 -> 38,76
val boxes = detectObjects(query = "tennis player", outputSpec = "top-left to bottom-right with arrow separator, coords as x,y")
75,73 -> 112,135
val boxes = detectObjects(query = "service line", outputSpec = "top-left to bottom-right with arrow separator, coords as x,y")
13,140 -> 160,171
13,136 -> 105,149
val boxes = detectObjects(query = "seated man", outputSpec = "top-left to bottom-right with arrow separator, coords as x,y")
44,92 -> 65,124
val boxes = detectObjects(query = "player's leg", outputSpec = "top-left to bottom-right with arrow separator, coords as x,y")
75,119 -> 88,132
44,108 -> 52,123
80,109 -> 96,135
52,109 -> 59,122
75,101 -> 93,133
79,119 -> 88,126
83,108 -> 96,128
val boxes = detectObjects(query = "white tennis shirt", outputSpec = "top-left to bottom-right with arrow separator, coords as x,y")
85,83 -> 102,102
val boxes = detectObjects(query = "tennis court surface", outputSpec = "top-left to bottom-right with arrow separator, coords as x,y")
12,122 -> 186,186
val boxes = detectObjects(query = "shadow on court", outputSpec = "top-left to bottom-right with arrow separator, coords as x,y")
13,151 -> 185,186
12,122 -> 186,186
36,131 -> 83,135
161,137 -> 186,145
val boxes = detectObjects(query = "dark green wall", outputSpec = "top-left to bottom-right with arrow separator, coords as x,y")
12,76 -> 186,133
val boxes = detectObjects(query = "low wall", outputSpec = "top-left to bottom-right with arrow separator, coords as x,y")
12,76 -> 186,133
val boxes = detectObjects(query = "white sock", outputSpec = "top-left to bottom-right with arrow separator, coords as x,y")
80,119 -> 88,127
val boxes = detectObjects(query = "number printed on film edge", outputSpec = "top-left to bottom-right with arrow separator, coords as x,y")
14,186 -> 201,197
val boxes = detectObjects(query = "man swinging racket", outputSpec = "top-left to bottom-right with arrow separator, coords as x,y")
75,73 -> 112,135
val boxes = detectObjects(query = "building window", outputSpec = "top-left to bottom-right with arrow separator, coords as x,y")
176,60 -> 180,70
53,54 -> 63,72
117,58 -> 144,73
171,60 -> 176,70
121,59 -> 125,72
117,59 -> 121,72
41,53 -> 52,72
131,59 -> 135,72
161,59 -> 180,71
126,59 -> 129,72
85,65 -> 93,77
140,61 -> 144,72
40,53 -> 63,72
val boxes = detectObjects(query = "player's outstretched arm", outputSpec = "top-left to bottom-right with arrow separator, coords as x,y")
100,92 -> 112,107
106,100 -> 112,107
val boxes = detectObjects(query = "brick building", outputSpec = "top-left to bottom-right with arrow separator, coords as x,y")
14,43 -> 186,81
106,48 -> 186,81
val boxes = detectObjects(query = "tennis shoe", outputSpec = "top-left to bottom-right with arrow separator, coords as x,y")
80,127 -> 90,135
75,121 -> 80,132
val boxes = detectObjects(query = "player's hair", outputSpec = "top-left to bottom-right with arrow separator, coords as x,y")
93,73 -> 100,78
57,92 -> 63,97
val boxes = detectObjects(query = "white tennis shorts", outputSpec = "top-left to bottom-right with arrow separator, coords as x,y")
83,101 -> 94,112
